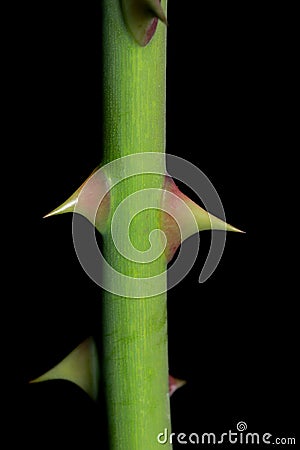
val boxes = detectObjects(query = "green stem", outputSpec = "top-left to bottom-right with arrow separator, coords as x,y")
101,1 -> 171,449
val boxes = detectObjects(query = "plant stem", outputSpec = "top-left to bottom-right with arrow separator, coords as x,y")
101,1 -> 171,448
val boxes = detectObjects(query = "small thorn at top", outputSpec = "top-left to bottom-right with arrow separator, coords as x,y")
120,0 -> 167,46
147,0 -> 167,26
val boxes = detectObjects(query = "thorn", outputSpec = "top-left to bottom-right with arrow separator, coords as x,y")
43,166 -> 110,234
162,177 -> 244,262
29,337 -> 100,400
120,0 -> 167,47
43,169 -> 97,219
43,197 -> 78,218
169,375 -> 186,397
146,0 -> 168,26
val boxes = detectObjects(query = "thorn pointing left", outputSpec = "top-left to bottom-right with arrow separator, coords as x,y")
43,197 -> 78,218
43,166 -> 110,234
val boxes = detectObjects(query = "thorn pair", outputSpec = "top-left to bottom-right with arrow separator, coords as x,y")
44,166 -> 243,264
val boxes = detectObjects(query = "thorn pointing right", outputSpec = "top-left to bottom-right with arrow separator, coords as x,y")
169,375 -> 186,397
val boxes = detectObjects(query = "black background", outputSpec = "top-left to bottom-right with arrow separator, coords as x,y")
8,2 -> 297,448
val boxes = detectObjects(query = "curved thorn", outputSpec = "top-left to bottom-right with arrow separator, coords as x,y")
185,196 -> 244,234
29,337 -> 100,400
43,196 -> 78,219
43,167 -> 99,218
44,166 -> 110,234
120,0 -> 167,46
146,0 -> 168,25
162,177 -> 244,263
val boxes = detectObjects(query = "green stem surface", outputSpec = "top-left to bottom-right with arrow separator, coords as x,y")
101,1 -> 171,449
